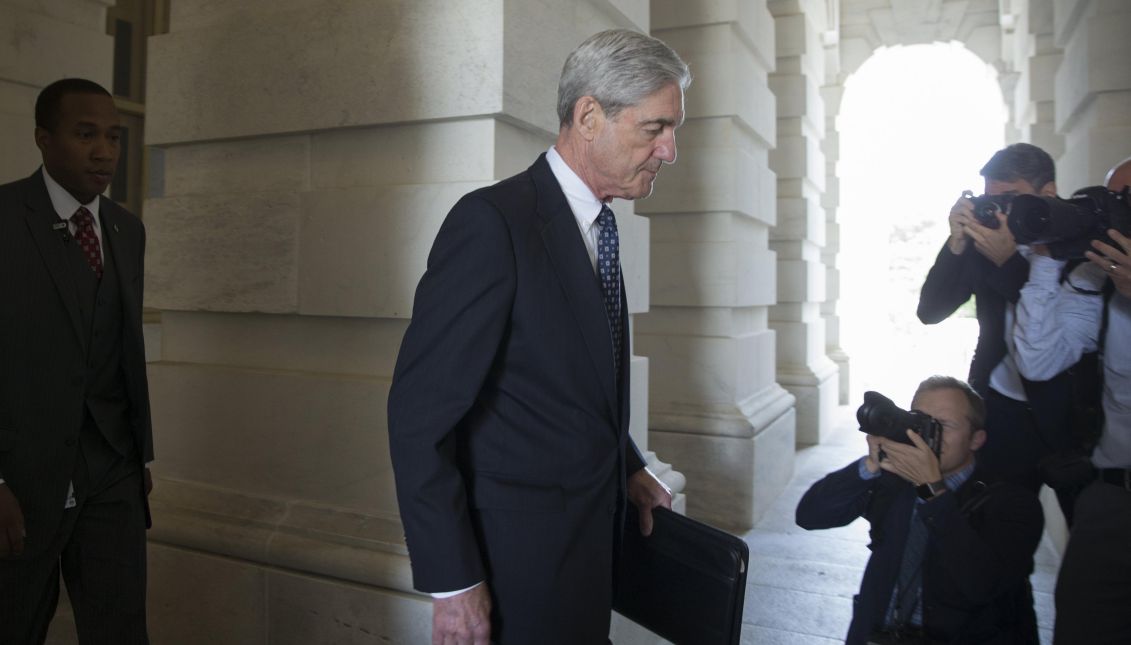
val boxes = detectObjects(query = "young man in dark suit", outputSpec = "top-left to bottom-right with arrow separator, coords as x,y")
796,376 -> 1043,644
387,29 -> 689,645
0,78 -> 154,645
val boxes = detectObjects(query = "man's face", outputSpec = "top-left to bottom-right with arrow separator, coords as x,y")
35,92 -> 121,204
586,83 -> 684,202
910,387 -> 986,476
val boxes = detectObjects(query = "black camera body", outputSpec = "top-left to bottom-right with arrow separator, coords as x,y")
1008,185 -> 1131,260
963,190 -> 1012,229
856,391 -> 943,457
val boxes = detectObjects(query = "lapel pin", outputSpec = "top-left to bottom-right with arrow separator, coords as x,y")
52,222 -> 67,231
113,224 -> 120,233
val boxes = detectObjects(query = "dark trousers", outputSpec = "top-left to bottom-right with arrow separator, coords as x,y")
1054,481 -> 1131,644
0,444 -> 148,645
978,389 -> 1081,524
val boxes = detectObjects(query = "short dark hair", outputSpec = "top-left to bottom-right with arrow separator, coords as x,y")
979,143 -> 1055,191
35,78 -> 112,132
913,375 -> 986,431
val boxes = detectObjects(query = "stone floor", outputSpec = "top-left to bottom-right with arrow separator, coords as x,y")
736,403 -> 1060,644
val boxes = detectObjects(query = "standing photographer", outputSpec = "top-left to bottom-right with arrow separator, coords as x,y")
918,144 -> 1076,503
1010,157 -> 1131,643
796,376 -> 1042,645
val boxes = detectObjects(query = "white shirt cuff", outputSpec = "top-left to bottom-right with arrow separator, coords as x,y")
431,581 -> 483,599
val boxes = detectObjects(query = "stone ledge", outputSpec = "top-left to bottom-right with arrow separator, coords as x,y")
148,478 -> 415,593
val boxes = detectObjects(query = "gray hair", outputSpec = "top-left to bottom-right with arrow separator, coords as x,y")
557,29 -> 691,126
912,375 -> 986,431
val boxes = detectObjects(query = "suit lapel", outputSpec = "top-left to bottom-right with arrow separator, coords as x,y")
21,173 -> 87,353
531,156 -> 621,426
99,197 -> 138,316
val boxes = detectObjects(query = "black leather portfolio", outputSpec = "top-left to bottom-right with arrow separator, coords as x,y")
613,505 -> 749,645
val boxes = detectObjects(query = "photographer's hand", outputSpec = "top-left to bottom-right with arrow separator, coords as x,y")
965,212 -> 1017,267
947,194 -> 975,255
877,431 -> 943,489
864,435 -> 884,474
1086,229 -> 1131,299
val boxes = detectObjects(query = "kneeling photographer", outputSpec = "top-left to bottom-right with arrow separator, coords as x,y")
796,377 -> 1043,645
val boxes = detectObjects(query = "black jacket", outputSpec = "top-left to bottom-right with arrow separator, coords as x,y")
918,242 -> 1029,396
796,461 -> 1043,644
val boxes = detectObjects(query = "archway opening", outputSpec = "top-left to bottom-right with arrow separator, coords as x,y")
838,42 -> 1007,406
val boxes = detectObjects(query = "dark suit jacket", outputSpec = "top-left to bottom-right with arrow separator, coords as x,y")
917,243 -> 1029,396
918,243 -> 1085,457
0,171 -> 153,559
796,461 -> 1043,645
387,154 -> 644,644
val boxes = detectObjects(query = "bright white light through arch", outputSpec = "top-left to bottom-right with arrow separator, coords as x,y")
838,41 -> 1007,406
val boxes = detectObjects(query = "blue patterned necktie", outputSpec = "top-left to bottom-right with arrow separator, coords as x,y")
596,205 -> 623,379
889,506 -> 928,628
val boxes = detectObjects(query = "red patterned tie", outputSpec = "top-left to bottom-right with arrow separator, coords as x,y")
71,207 -> 103,279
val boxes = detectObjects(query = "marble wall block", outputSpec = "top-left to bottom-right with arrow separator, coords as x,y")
0,3 -> 111,88
161,136 -> 312,197
144,192 -> 302,313
147,362 -> 397,517
1055,94 -> 1131,191
266,569 -> 431,645
653,0 -> 777,71
640,328 -> 779,418
644,118 -> 772,219
619,211 -> 651,314
158,311 -> 407,377
1053,0 -> 1131,133
657,22 -> 777,141
147,545 -> 268,645
650,240 -> 777,308
651,405 -> 795,530
146,0 -> 506,144
298,181 -> 485,319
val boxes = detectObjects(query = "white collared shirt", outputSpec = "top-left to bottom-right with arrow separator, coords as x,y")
546,146 -> 609,273
41,166 -> 104,258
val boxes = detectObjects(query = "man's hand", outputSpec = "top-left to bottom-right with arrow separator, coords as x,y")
964,211 -> 1018,267
1086,229 -> 1131,299
432,583 -> 491,645
864,435 -> 883,474
144,467 -> 153,496
628,467 -> 673,537
0,483 -> 26,557
876,431 -> 943,488
947,194 -> 975,255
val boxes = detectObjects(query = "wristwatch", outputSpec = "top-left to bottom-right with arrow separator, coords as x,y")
917,479 -> 947,500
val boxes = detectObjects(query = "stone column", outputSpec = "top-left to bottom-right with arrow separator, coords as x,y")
143,1 -> 677,643
820,0 -> 850,406
1052,0 -> 1131,191
1013,0 -> 1064,158
0,0 -> 115,182
640,1 -> 795,532
768,0 -> 838,445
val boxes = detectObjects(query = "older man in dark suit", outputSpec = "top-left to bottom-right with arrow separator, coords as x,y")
387,29 -> 690,645
0,78 -> 154,645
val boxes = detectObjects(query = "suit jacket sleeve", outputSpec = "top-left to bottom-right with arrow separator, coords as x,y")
918,243 -> 978,324
387,194 -> 516,593
919,482 -> 1043,605
795,458 -> 876,530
